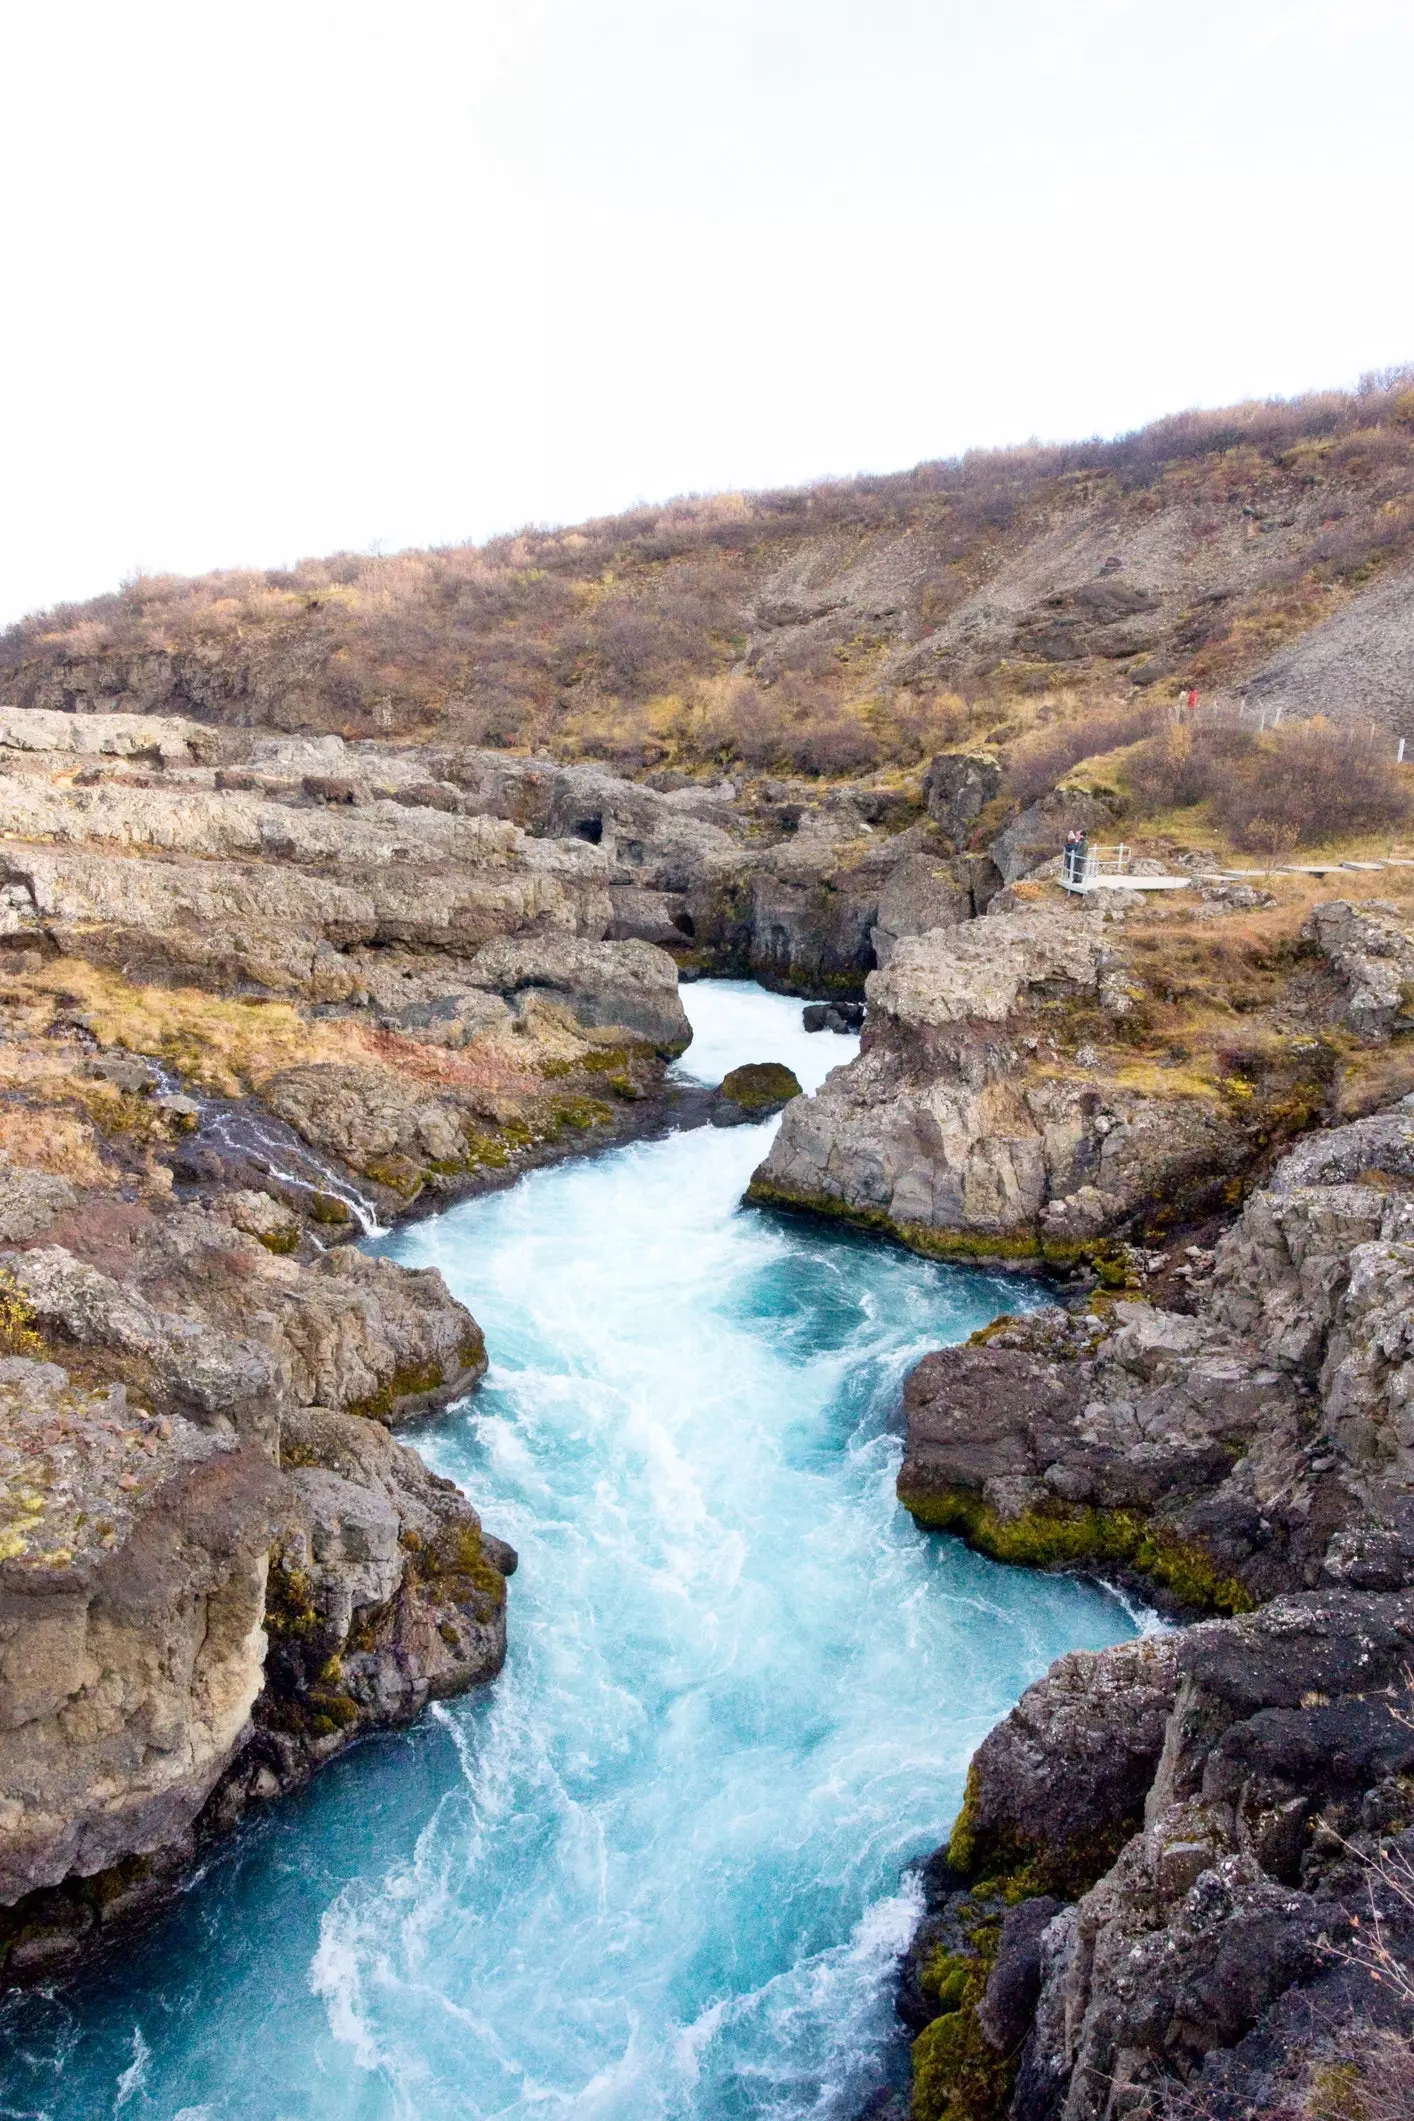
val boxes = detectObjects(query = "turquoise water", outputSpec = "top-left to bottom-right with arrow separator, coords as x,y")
0,983 -> 1136,2121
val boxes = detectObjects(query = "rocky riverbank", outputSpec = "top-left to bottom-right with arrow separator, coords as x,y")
750,879 -> 1414,1267
8,690 -> 1414,2113
0,701 -> 918,1983
0,710 -> 708,1979
863,1097 -> 1414,2118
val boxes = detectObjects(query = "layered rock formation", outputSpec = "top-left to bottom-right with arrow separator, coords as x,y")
749,899 -> 1256,1259
0,708 -> 1021,1014
0,1213 -> 513,1978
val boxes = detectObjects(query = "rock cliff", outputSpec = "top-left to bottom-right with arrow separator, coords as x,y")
0,1233 -> 513,1978
748,899 -> 1261,1260
887,1102 -> 1414,2119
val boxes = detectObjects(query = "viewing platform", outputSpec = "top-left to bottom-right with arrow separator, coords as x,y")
1058,844 -> 1191,894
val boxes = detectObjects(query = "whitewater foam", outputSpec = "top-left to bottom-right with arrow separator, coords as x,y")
0,981 -> 1136,2120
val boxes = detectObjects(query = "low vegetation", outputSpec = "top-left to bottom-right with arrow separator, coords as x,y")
1124,716 -> 1412,850
1000,700 -> 1165,806
3,374 -> 1413,777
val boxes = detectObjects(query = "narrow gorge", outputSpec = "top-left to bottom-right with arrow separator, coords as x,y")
4,377 -> 1414,2121
0,983 -> 1139,2117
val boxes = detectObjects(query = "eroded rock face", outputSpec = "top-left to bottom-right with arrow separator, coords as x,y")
4,1221 -> 485,1431
990,792 -> 1114,886
896,1105 -> 1414,2119
871,852 -> 977,968
0,1196 -> 507,1977
1024,1593 -> 1414,2121
895,1106 -> 1414,1614
219,1405 -> 513,1820
953,1636 -> 1181,1888
0,706 -> 1035,1012
1305,898 -> 1414,1041
749,902 -> 1248,1255
923,751 -> 1002,850
0,1340 -> 290,1911
466,935 -> 691,1053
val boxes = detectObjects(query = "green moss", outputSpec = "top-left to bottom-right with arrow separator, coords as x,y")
448,1135 -> 508,1171
362,1156 -> 424,1197
309,1191 -> 353,1225
548,1094 -> 613,1133
264,1558 -> 318,1639
422,1523 -> 507,1606
719,1061 -> 802,1110
441,1115 -> 542,1174
743,1179 -> 1047,1265
0,1270 -> 43,1358
965,1315 -> 1025,1349
269,1679 -> 362,1739
345,1358 -> 447,1422
944,1763 -> 1141,1905
898,1482 -> 1256,1617
945,1762 -> 985,1877
921,1950 -> 972,2013
579,1045 -> 635,1076
910,1923 -> 1009,2121
256,1227 -> 300,1255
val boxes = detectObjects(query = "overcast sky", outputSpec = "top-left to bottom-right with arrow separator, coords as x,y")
2,0 -> 1411,627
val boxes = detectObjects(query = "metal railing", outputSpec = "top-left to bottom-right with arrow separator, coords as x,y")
1061,843 -> 1129,890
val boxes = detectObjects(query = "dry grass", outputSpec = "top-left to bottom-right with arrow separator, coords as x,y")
7,962 -> 338,1095
1304,2030 -> 1414,2121
1125,721 -> 1413,850
4,376 -> 1413,770
0,960 -> 597,1120
0,1104 -> 110,1185
1017,865 -> 1414,1124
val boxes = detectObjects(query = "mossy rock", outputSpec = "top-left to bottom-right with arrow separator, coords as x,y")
744,1178 -> 1046,1263
897,1481 -> 1255,1617
309,1191 -> 354,1226
716,1063 -> 803,1118
909,1924 -> 1010,2121
344,1358 -> 448,1423
362,1155 -> 424,1198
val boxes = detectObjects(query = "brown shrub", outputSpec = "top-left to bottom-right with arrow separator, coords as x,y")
1213,722 -> 1411,849
1002,702 -> 1165,806
1127,719 -> 1411,849
787,719 -> 881,776
6,372 -> 1414,770
1126,722 -> 1257,811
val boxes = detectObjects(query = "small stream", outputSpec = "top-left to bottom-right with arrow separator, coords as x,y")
0,982 -> 1138,2121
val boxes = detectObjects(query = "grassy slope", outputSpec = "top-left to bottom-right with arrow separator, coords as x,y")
2,377 -> 1413,775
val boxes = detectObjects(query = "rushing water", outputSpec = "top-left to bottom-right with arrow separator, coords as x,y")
1,983 -> 1138,2121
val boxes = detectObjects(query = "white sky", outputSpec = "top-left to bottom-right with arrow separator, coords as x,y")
2,0 -> 1411,627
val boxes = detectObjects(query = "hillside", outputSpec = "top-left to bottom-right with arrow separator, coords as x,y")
4,374 -> 1414,776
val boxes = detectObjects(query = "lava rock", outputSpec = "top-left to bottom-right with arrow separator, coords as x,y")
802,1001 -> 865,1033
923,751 -> 1002,850
711,1062 -> 803,1126
976,1895 -> 1062,2053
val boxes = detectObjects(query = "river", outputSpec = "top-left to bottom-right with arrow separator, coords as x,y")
0,981 -> 1137,2121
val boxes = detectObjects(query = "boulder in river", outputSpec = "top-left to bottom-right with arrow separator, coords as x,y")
802,1000 -> 865,1033
711,1062 -> 803,1126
